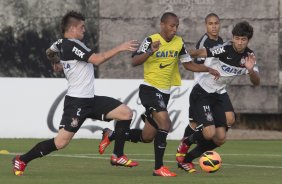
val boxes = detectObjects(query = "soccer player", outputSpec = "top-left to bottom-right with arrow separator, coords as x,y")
98,12 -> 220,177
176,13 -> 225,172
176,21 -> 260,173
12,10 -> 139,176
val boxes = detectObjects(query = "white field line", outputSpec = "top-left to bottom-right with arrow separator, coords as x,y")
4,152 -> 282,169
72,153 -> 282,157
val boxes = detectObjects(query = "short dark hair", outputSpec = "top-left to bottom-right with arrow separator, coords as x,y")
160,12 -> 178,23
61,11 -> 85,34
205,13 -> 220,23
232,21 -> 253,40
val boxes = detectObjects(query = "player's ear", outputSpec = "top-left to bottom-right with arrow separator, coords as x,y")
160,22 -> 165,28
68,25 -> 75,33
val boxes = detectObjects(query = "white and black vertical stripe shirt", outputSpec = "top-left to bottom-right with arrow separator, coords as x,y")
50,38 -> 95,98
194,33 -> 223,83
198,41 -> 259,94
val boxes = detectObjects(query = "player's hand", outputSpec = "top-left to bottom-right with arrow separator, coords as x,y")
118,40 -> 139,52
151,40 -> 161,52
245,52 -> 256,71
208,68 -> 220,80
53,63 -> 63,73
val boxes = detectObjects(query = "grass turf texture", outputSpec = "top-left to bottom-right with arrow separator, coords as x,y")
1,139 -> 282,184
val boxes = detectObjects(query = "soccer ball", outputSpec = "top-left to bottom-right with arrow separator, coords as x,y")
199,150 -> 222,173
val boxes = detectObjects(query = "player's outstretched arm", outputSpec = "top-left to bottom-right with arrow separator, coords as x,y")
182,61 -> 220,80
46,48 -> 63,72
188,48 -> 207,58
245,54 -> 260,86
88,40 -> 139,66
132,40 -> 161,66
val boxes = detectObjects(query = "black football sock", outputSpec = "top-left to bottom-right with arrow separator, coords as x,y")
154,129 -> 168,170
184,145 -> 203,163
108,129 -> 142,143
184,139 -> 219,163
184,124 -> 196,137
126,129 -> 143,143
108,130 -> 115,141
184,130 -> 205,146
20,138 -> 57,164
113,120 -> 131,157
201,140 -> 219,151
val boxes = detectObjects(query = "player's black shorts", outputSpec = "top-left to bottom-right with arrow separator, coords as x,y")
189,84 -> 234,128
60,95 -> 122,133
139,84 -> 170,113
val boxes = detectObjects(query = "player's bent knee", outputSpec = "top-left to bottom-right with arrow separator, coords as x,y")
124,108 -> 133,120
142,138 -> 154,143
55,142 -> 67,150
141,133 -> 155,143
226,113 -> 236,127
226,117 -> 235,126
119,104 -> 133,120
54,140 -> 70,150
213,134 -> 226,146
213,139 -> 226,146
203,133 -> 214,141
202,126 -> 216,140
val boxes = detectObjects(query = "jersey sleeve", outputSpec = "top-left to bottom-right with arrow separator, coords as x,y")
206,44 -> 226,58
50,39 -> 63,52
194,36 -> 206,64
132,37 -> 152,57
194,44 -> 205,64
179,41 -> 192,63
66,40 -> 95,62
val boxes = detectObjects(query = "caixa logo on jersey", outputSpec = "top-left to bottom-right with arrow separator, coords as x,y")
47,87 -> 189,134
156,50 -> 179,58
221,64 -> 244,75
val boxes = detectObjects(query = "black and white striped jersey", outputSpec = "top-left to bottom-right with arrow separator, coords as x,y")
194,33 -> 224,64
194,33 -> 223,83
50,38 -> 95,98
198,40 -> 259,94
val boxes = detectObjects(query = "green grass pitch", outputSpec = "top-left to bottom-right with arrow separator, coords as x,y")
1,139 -> 282,184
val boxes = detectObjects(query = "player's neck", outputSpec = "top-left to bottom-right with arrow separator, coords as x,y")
159,32 -> 172,42
207,33 -> 218,41
64,32 -> 77,39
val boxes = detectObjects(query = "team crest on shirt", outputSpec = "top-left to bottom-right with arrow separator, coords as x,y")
71,118 -> 79,128
240,58 -> 246,66
205,112 -> 214,122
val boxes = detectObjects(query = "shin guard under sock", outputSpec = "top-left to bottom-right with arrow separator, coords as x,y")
154,129 -> 168,170
184,145 -> 203,163
127,129 -> 142,143
184,130 -> 205,146
113,120 -> 131,157
184,124 -> 196,137
20,138 -> 57,164
184,139 -> 219,163
109,129 -> 142,143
